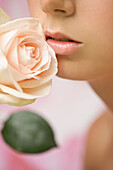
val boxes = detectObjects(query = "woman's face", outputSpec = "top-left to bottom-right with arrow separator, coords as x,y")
28,0 -> 113,80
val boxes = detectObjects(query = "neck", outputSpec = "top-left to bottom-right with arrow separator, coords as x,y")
88,73 -> 113,113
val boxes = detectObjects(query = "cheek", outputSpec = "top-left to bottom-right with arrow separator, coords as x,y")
71,0 -> 113,48
79,0 -> 113,42
77,0 -> 113,70
28,0 -> 40,16
28,0 -> 46,23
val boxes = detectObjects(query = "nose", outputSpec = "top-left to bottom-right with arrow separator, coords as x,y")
41,0 -> 75,17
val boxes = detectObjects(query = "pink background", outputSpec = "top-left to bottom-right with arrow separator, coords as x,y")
0,1 -> 107,169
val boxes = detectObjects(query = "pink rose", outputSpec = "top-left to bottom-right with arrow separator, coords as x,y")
0,18 -> 57,106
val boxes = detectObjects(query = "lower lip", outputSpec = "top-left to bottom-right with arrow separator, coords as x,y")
46,39 -> 83,55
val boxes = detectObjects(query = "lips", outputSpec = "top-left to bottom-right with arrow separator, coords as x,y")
45,31 -> 83,55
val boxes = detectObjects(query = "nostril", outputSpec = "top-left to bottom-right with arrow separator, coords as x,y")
41,0 -> 75,16
54,9 -> 66,13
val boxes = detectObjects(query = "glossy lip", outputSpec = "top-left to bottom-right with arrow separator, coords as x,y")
45,31 -> 83,55
45,31 -> 82,43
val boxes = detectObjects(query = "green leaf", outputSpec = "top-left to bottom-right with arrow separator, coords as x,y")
1,111 -> 57,154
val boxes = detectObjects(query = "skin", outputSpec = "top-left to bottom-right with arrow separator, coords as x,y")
84,111 -> 113,170
27,0 -> 113,169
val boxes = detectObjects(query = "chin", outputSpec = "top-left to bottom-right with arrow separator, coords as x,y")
56,55 -> 86,81
56,57 -> 103,81
56,70 -> 85,81
56,65 -> 101,81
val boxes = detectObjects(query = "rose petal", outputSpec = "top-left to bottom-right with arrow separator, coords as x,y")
19,64 -> 33,75
18,45 -> 37,68
9,65 -> 27,81
1,30 -> 43,57
19,45 -> 57,88
0,49 -> 16,85
17,30 -> 44,45
9,64 -> 40,85
8,68 -> 23,92
18,36 -> 43,70
0,49 -> 23,92
33,43 -> 57,78
18,37 -> 40,68
7,37 -> 19,70
0,80 -> 52,99
0,49 -> 12,85
29,19 -> 45,39
23,80 -> 52,97
0,18 -> 44,38
0,92 -> 35,106
0,29 -> 17,53
32,41 -> 50,71
18,38 -> 51,76
18,37 -> 50,73
19,37 -> 49,70
19,57 -> 57,88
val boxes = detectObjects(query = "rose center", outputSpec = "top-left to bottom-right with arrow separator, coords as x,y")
25,46 -> 35,58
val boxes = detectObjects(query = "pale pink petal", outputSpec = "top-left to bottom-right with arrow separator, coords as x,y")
0,49 -> 11,84
9,65 -> 40,83
26,54 -> 41,70
9,65 -> 29,82
18,37 -> 41,68
19,58 -> 57,89
18,45 -> 37,67
0,80 -> 52,99
19,78 -> 45,88
0,29 -> 17,53
18,19 -> 45,39
8,70 -> 23,92
0,18 -> 42,36
18,46 -> 51,77
0,49 -> 18,85
0,50 -> 23,92
18,36 -> 42,70
32,41 -> 51,71
6,37 -> 19,70
19,45 -> 57,88
18,39 -> 50,70
0,93 -> 35,106
23,80 -> 52,97
31,60 -> 51,77
33,44 -> 57,79
2,30 -> 42,57
19,64 -> 33,75
29,19 -> 45,39
17,30 -> 44,45
18,35 -> 48,70
26,58 -> 41,70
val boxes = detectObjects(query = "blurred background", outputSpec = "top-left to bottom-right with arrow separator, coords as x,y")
0,0 -> 107,170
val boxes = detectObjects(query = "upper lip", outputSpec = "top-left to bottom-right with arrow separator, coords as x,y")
45,31 -> 82,43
